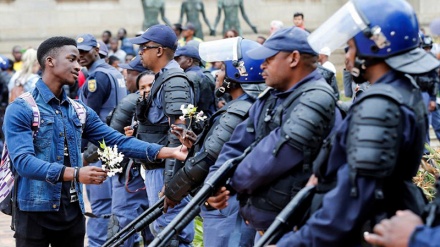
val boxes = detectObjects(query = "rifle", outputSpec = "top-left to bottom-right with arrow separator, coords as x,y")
103,197 -> 164,247
148,144 -> 256,247
255,185 -> 316,247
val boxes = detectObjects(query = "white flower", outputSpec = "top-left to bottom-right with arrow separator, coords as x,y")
97,140 -> 125,177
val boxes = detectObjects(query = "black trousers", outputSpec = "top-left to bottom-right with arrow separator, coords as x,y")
14,214 -> 85,247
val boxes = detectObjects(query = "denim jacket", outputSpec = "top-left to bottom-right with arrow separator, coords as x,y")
3,79 -> 162,213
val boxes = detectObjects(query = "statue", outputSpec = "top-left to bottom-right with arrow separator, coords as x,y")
179,0 -> 214,40
141,0 -> 171,30
213,0 -> 258,36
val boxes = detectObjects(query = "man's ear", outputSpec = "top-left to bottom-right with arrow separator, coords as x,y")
47,57 -> 54,67
289,51 -> 300,68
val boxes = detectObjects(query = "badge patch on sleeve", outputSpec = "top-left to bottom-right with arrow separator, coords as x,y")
88,79 -> 97,92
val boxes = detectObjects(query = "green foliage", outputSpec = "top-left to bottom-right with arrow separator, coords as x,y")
98,139 -> 106,150
193,215 -> 204,247
414,144 -> 440,201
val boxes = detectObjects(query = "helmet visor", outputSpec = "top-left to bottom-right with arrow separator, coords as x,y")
308,1 -> 368,54
199,37 -> 241,62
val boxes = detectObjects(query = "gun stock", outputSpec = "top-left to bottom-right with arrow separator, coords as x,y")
255,186 -> 316,247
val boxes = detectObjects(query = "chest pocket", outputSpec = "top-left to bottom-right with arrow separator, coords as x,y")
34,116 -> 54,157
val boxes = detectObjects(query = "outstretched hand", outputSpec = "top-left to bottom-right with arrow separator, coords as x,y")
364,210 -> 423,247
173,145 -> 188,161
171,124 -> 197,148
78,166 -> 108,185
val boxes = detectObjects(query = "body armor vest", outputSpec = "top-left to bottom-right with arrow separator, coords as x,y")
241,80 -> 336,213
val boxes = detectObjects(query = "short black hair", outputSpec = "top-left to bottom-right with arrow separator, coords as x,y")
293,12 -> 304,18
136,70 -> 155,90
103,30 -> 112,37
37,36 -> 77,72
173,23 -> 183,32
108,55 -> 120,66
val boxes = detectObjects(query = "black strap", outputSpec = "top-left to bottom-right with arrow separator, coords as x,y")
10,172 -> 18,231
124,160 -> 145,193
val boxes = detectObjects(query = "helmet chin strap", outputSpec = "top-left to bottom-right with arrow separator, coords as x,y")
215,80 -> 231,98
351,57 -> 382,84
215,79 -> 242,98
351,57 -> 367,84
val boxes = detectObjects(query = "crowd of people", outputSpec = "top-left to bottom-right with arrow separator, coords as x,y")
1,0 -> 440,247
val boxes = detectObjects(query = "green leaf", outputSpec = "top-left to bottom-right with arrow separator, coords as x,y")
99,139 -> 106,150
193,216 -> 204,247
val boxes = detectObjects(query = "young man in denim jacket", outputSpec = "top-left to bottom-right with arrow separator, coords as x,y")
3,36 -> 186,247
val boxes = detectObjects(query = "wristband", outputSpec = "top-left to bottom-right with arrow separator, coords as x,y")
75,167 -> 80,183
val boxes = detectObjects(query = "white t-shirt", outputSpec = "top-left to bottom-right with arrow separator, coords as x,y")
322,61 -> 336,74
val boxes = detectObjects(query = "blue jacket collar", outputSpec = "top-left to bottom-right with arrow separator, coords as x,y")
35,79 -> 68,104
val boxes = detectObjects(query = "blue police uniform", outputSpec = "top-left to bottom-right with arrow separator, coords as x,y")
276,71 -> 428,247
184,66 -> 216,118
200,93 -> 256,247
111,165 -> 152,246
144,60 -> 195,246
409,225 -> 440,247
175,45 -> 216,118
208,70 -> 342,231
109,58 -> 154,247
79,58 -> 127,247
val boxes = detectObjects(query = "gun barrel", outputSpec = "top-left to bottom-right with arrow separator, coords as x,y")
103,197 -> 165,247
149,145 -> 255,246
255,186 -> 316,247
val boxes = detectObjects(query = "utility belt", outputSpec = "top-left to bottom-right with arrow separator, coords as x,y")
140,162 -> 166,170
136,122 -> 169,169
123,160 -> 161,171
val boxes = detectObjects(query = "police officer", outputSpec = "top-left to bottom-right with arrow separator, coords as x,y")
128,24 -> 195,246
174,45 -> 216,119
164,38 -> 266,246
120,55 -> 148,93
76,33 -> 127,247
206,27 -> 341,238
364,181 -> 440,247
106,56 -> 155,247
275,0 -> 440,246
418,35 -> 440,142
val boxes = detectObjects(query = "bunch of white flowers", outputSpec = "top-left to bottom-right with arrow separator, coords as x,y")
97,140 -> 124,177
179,104 -> 207,123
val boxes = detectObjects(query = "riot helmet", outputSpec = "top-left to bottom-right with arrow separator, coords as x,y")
0,55 -> 10,71
199,37 -> 266,99
308,0 -> 439,74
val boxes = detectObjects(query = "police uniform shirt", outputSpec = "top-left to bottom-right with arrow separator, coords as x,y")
206,69 -> 343,230
147,59 -> 193,125
80,59 -> 112,115
277,71 -> 427,246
